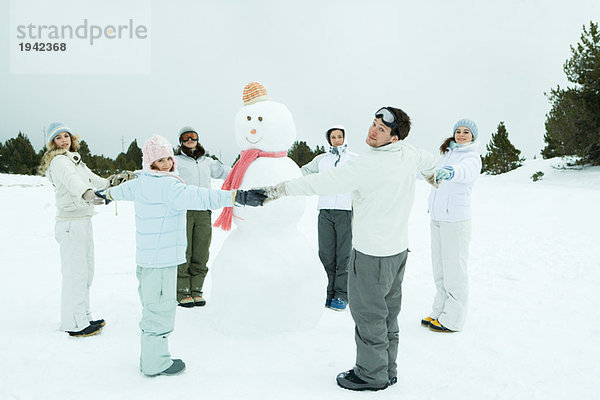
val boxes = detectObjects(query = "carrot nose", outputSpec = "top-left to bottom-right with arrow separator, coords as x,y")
250,129 -> 256,134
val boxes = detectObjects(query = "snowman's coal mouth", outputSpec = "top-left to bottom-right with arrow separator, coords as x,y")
245,136 -> 263,144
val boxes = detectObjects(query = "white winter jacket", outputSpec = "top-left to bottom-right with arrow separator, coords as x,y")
46,151 -> 108,220
285,141 -> 436,257
175,153 -> 230,188
428,141 -> 481,222
300,145 -> 357,210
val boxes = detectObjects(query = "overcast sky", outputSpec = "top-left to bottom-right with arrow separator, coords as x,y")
1,0 -> 599,165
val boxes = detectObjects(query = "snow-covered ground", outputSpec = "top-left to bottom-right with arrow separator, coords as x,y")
1,158 -> 599,400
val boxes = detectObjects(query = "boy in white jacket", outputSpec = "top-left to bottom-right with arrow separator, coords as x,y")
261,107 -> 437,391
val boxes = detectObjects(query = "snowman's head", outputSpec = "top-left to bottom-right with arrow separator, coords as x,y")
235,101 -> 296,151
234,82 -> 296,152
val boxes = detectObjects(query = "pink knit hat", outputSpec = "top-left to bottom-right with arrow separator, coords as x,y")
142,135 -> 176,171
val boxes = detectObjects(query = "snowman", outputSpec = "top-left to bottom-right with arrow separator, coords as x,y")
209,82 -> 323,334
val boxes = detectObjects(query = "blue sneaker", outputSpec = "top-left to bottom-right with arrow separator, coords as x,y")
325,298 -> 332,308
330,298 -> 347,311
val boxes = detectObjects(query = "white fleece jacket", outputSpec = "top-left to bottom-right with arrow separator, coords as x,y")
285,141 -> 436,257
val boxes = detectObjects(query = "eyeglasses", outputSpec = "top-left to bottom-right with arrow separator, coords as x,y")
374,107 -> 397,130
180,133 -> 198,142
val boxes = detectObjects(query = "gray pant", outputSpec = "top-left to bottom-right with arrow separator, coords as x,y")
318,209 -> 352,301
348,249 -> 408,385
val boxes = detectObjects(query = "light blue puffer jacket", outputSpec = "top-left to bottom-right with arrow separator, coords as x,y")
108,171 -> 233,268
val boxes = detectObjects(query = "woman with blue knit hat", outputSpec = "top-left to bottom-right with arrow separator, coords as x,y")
300,125 -> 357,311
39,123 -> 131,337
422,118 -> 482,332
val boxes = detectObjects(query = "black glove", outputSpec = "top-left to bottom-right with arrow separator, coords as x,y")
235,189 -> 267,207
94,190 -> 112,205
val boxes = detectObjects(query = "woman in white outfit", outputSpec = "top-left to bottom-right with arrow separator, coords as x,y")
300,126 -> 357,311
39,122 -> 127,337
422,118 -> 481,332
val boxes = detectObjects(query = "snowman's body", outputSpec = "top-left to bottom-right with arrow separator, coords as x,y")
210,97 -> 324,334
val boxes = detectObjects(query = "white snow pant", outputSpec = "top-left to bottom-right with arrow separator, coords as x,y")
137,266 -> 177,376
54,219 -> 95,332
430,219 -> 471,331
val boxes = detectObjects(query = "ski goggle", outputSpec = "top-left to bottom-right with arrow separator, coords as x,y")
180,132 -> 198,142
374,107 -> 397,130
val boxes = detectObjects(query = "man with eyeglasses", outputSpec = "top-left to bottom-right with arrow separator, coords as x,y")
261,106 -> 437,391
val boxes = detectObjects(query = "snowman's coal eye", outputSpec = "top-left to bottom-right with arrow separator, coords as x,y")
247,116 -> 251,121
258,116 -> 263,122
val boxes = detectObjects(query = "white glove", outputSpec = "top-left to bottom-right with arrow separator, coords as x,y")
82,189 -> 105,205
263,182 -> 288,202
422,172 -> 439,189
107,171 -> 136,187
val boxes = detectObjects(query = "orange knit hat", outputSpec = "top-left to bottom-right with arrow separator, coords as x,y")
242,82 -> 270,105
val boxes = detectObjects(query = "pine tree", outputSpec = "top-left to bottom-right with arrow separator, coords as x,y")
314,145 -> 326,156
125,139 -> 143,169
481,122 -> 525,175
114,140 -> 141,171
115,153 -> 136,171
0,141 -> 6,173
90,155 -> 116,176
288,141 -> 321,167
542,21 -> 600,165
78,140 -> 116,176
1,132 -> 40,175
78,140 -> 92,164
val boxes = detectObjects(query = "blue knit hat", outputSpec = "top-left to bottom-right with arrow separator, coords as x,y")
46,122 -> 72,144
453,118 -> 478,140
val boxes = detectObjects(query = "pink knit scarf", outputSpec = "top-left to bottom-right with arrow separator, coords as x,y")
213,148 -> 287,231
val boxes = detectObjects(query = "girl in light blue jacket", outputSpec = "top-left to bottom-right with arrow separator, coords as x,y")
105,135 -> 265,376
422,119 -> 482,333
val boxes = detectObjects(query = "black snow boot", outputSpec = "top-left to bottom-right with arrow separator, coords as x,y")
336,369 -> 389,391
157,359 -> 186,376
67,324 -> 103,337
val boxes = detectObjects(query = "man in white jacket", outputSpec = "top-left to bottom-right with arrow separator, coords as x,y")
263,106 -> 437,391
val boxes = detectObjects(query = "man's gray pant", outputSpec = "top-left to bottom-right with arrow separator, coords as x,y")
318,209 -> 352,301
348,249 -> 408,385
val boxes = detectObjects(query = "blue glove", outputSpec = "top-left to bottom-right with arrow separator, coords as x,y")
95,189 -> 112,205
435,166 -> 455,182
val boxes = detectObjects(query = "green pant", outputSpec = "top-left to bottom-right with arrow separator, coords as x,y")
137,265 -> 177,375
177,210 -> 212,301
348,249 -> 408,385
